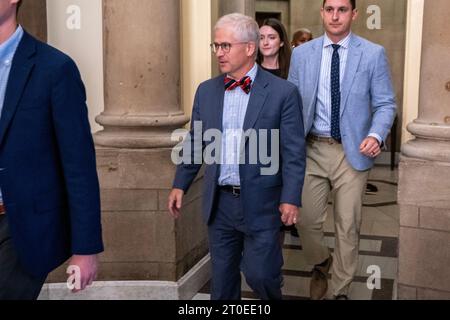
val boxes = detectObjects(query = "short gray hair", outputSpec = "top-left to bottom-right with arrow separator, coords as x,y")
215,13 -> 260,55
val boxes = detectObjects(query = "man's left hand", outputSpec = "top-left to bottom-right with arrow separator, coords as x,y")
279,203 -> 299,226
360,137 -> 381,158
68,254 -> 99,293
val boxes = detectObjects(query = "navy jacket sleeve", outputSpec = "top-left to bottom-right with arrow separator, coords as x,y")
280,87 -> 306,207
50,58 -> 104,255
172,88 -> 204,193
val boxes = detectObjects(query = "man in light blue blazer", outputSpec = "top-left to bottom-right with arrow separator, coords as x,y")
288,0 -> 396,300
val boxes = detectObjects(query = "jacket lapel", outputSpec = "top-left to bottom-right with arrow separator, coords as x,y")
0,32 -> 36,147
308,37 -> 324,112
211,74 -> 225,132
340,34 -> 362,117
243,67 -> 268,132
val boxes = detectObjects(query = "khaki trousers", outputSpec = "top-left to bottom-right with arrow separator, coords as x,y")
298,139 -> 369,296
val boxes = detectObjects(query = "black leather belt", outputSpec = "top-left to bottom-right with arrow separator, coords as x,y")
219,185 -> 241,196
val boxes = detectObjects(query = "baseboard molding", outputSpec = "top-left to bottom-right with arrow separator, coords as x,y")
38,254 -> 211,300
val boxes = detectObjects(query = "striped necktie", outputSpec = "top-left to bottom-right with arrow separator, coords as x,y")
224,76 -> 252,94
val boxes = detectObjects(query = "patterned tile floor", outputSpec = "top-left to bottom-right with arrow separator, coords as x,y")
194,166 -> 399,300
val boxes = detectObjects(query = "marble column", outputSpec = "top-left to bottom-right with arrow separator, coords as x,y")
17,0 -> 47,42
398,0 -> 450,299
93,0 -> 207,282
219,0 -> 255,18
95,0 -> 189,148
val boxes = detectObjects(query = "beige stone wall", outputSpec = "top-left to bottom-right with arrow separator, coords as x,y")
18,0 -> 47,42
95,149 -> 207,281
46,0 -> 104,133
256,0 -> 290,27
398,159 -> 450,299
398,0 -> 450,299
181,0 -> 212,124
417,2 -> 450,124
218,0 -> 256,16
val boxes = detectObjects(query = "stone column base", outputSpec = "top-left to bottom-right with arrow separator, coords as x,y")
40,255 -> 211,300
398,156 -> 450,299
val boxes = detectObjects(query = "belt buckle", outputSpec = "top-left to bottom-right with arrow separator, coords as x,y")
231,186 -> 241,197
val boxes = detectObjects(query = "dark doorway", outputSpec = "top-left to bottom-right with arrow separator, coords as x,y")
256,12 -> 282,27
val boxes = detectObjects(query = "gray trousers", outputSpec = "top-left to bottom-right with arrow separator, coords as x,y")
0,215 -> 47,300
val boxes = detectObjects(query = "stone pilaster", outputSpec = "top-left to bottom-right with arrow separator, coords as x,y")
398,0 -> 450,299
93,0 -> 207,282
219,0 -> 255,18
18,0 -> 47,42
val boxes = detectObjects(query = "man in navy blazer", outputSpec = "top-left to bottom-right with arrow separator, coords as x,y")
0,0 -> 103,300
168,13 -> 306,300
288,0 -> 397,300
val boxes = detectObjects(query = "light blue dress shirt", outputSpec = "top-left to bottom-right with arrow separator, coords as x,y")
312,32 -> 382,144
0,25 -> 24,203
218,63 -> 258,186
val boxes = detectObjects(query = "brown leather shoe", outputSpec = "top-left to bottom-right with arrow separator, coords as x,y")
310,256 -> 333,300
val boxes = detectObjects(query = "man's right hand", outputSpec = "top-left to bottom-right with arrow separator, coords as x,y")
68,254 -> 99,293
168,188 -> 184,219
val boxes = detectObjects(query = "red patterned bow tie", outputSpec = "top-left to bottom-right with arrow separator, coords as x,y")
224,76 -> 252,94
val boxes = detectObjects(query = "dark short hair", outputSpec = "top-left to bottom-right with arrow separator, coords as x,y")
323,0 -> 356,10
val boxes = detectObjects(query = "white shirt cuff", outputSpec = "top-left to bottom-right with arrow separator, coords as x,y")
368,133 -> 383,146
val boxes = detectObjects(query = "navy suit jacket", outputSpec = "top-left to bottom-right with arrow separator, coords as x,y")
0,31 -> 104,277
173,67 -> 306,231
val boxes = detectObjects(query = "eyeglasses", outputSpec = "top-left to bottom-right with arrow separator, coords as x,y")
210,42 -> 249,53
